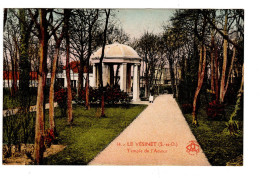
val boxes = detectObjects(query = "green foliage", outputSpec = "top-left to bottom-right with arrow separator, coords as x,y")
3,88 -> 37,110
206,100 -> 225,120
229,93 -> 242,121
19,9 -> 31,108
44,104 -> 147,165
3,104 -> 146,163
180,103 -> 193,114
54,88 -> 76,116
78,86 -> 130,105
159,85 -> 173,94
44,129 -> 56,148
3,110 -> 35,157
181,103 -> 243,166
224,92 -> 243,136
223,120 -> 241,136
226,154 -> 243,166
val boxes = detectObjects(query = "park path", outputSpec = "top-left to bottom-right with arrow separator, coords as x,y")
89,94 -> 210,166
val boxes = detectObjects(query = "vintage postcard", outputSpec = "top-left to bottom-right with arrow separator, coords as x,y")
2,7 -> 244,168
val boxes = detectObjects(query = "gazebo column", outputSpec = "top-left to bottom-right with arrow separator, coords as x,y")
92,64 -> 96,88
102,63 -> 110,87
110,64 -> 114,87
96,64 -> 100,87
120,63 -> 127,92
133,64 -> 140,101
126,64 -> 132,93
64,70 -> 67,87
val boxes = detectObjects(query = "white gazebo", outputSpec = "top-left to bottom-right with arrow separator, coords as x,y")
91,42 -> 141,101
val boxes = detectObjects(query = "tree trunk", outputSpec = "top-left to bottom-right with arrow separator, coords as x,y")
144,56 -> 149,98
229,63 -> 243,123
98,9 -> 110,117
158,64 -> 164,94
12,36 -> 19,96
78,57 -> 84,97
219,11 -> 228,103
214,44 -> 219,101
223,48 -> 236,98
168,56 -> 175,98
239,63 -> 244,93
11,54 -> 16,96
210,35 -> 215,93
19,9 -> 31,109
4,8 -> 7,29
85,65 -> 90,110
192,45 -> 207,125
49,42 -> 61,132
84,16 -> 97,109
175,62 -> 179,98
64,9 -> 73,125
35,9 -> 48,165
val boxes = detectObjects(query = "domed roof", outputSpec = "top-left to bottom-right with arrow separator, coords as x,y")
91,42 -> 141,59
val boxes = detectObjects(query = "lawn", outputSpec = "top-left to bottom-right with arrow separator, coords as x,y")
3,88 -> 37,110
43,104 -> 147,165
179,102 -> 243,166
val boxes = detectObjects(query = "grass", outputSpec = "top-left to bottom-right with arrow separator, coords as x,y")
179,101 -> 243,166
3,94 -> 37,110
43,104 -> 147,165
3,89 -> 37,110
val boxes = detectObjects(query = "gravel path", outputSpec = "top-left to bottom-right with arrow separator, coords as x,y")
89,94 -> 210,166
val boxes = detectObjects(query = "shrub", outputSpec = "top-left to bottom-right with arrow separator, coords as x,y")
139,87 -> 145,98
54,88 -> 76,116
78,86 -> 129,105
224,120 -> 240,136
181,103 -> 193,114
159,85 -> 172,94
104,86 -> 129,104
54,88 -> 67,115
206,100 -> 225,119
44,129 -> 55,148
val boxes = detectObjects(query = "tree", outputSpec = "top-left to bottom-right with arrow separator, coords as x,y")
48,10 -> 66,133
191,11 -> 208,125
18,9 -> 36,111
201,9 -> 243,103
162,29 -> 177,98
168,10 -> 208,125
64,9 -> 73,124
4,8 -> 8,28
3,13 -> 20,96
34,9 -> 48,165
70,9 -> 100,109
153,41 -> 167,95
218,10 -> 237,103
28,8 -> 60,164
135,32 -> 161,98
106,25 -> 130,44
192,45 -> 207,125
164,10 -> 193,99
98,9 -> 110,117
169,9 -> 244,124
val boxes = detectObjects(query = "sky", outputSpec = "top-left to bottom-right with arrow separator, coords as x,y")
116,9 -> 174,40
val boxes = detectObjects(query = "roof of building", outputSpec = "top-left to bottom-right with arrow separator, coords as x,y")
62,61 -> 88,73
91,42 -> 141,60
3,71 -> 38,80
